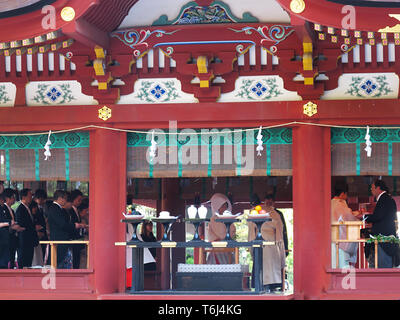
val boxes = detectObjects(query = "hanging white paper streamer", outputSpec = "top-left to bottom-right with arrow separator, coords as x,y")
256,126 -> 264,156
149,130 -> 157,160
364,126 -> 372,157
44,130 -> 52,160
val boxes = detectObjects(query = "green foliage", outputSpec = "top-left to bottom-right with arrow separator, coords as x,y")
366,234 -> 400,244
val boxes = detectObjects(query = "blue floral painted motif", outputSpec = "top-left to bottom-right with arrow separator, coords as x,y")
251,82 -> 267,97
345,75 -> 392,98
360,80 -> 377,95
46,87 -> 62,102
150,85 -> 166,99
236,78 -> 282,101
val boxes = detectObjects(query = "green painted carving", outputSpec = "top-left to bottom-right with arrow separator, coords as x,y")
152,1 -> 258,26
127,128 -> 292,147
331,128 -> 400,144
32,83 -> 76,105
0,132 -> 89,150
345,75 -> 393,98
235,78 -> 283,101
134,80 -> 180,103
0,85 -> 11,105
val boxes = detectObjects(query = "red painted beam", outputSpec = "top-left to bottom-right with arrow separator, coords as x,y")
1,99 -> 400,132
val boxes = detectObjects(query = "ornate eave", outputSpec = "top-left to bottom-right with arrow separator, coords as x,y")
277,0 -> 400,32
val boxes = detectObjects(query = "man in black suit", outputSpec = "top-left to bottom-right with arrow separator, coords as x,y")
15,188 -> 38,269
68,189 -> 85,269
33,189 -> 49,264
0,193 -> 11,269
3,188 -> 24,268
365,179 -> 398,268
47,190 -> 84,268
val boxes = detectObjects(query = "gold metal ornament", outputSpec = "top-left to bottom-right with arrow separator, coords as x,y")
290,0 -> 305,14
61,7 -> 76,22
98,106 -> 112,121
303,101 -> 318,117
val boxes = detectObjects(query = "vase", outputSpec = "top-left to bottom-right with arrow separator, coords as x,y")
187,205 -> 197,219
198,205 -> 208,219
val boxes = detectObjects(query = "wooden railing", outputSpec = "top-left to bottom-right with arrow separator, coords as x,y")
39,241 -> 89,269
332,239 -> 379,269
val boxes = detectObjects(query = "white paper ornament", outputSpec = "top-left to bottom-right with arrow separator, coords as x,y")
364,126 -> 372,158
44,130 -> 52,161
149,130 -> 157,160
256,126 -> 264,156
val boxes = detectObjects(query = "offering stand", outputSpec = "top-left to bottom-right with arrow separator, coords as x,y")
116,215 -> 274,294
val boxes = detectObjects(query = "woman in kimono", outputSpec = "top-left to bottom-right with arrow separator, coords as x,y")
206,193 -> 236,264
248,194 -> 286,292
331,185 -> 360,268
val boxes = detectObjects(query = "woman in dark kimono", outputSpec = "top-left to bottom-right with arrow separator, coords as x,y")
140,220 -> 157,271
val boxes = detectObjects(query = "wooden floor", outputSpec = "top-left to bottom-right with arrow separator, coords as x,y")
98,292 -> 295,300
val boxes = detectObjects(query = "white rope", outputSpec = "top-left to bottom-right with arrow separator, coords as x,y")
0,121 -> 397,137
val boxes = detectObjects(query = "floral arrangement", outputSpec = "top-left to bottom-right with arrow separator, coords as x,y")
124,204 -> 157,220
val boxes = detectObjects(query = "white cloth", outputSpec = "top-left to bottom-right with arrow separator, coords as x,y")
376,191 -> 386,202
248,206 -> 286,285
31,245 -> 44,267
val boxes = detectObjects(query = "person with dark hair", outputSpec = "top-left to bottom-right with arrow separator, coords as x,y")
3,188 -> 23,268
68,189 -> 86,269
250,193 -> 261,207
265,194 -> 289,259
265,193 -> 288,292
15,188 -> 38,268
140,220 -> 157,271
126,219 -> 157,288
364,179 -> 398,268
77,199 -> 89,268
0,191 -> 11,269
127,194 -> 134,206
29,201 -> 44,266
33,189 -> 48,264
47,190 -> 85,268
248,193 -> 286,293
331,184 -> 359,268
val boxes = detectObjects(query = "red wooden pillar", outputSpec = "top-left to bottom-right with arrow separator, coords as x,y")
89,129 -> 127,295
292,125 -> 331,299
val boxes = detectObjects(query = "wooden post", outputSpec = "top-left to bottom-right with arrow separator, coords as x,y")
234,247 -> 239,264
336,242 -> 339,268
293,126 -> 331,299
51,244 -> 57,269
90,129 -> 127,294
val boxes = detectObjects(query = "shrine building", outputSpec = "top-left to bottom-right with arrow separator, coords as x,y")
0,0 -> 400,300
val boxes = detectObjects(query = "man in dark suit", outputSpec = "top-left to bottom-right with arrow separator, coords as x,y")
365,179 -> 398,268
3,188 -> 24,268
0,194 -> 11,269
33,189 -> 49,265
47,190 -> 84,268
68,190 -> 85,269
15,188 -> 38,269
